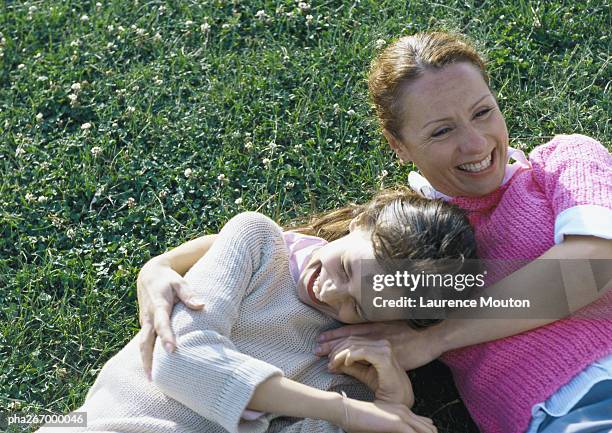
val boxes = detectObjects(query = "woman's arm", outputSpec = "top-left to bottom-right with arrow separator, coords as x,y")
137,233 -> 217,377
316,235 -> 612,370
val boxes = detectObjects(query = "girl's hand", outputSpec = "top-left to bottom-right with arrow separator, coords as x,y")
316,321 -> 443,371
343,398 -> 437,433
328,337 -> 414,407
137,259 -> 204,379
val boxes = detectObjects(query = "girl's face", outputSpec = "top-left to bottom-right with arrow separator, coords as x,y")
386,62 -> 509,198
296,228 -> 382,324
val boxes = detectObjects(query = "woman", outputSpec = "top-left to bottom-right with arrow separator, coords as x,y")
139,33 -> 612,433
37,188 -> 478,433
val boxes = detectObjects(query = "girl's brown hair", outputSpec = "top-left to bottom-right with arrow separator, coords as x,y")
368,32 -> 488,140
292,187 -> 478,327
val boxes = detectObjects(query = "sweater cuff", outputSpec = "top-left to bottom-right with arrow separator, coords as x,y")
216,356 -> 283,433
554,205 -> 612,244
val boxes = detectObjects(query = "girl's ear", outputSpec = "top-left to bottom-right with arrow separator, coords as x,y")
349,213 -> 368,232
383,129 -> 412,164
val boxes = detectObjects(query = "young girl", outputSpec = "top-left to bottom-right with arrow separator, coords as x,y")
36,187 -> 476,433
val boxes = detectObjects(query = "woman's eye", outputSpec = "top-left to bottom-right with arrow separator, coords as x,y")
474,108 -> 493,118
432,127 -> 451,138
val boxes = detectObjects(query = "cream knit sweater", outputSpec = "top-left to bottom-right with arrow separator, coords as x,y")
37,212 -> 372,433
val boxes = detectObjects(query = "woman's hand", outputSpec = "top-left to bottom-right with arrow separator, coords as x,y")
137,258 -> 204,379
316,321 -> 444,371
343,399 -> 437,433
329,337 -> 414,407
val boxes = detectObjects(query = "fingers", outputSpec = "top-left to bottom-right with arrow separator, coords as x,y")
314,339 -> 345,356
139,321 -> 156,380
317,322 -> 381,343
329,337 -> 393,370
153,305 -> 176,353
405,411 -> 436,433
173,280 -> 205,310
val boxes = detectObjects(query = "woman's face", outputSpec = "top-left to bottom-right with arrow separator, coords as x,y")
387,62 -> 509,197
296,228 -> 382,324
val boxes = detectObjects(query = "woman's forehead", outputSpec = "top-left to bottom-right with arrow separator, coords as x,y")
399,63 -> 492,125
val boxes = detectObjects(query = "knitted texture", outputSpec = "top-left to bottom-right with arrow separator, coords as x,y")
37,212 -> 371,433
442,135 -> 612,433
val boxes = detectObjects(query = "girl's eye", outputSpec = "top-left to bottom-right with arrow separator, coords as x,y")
474,108 -> 493,118
353,300 -> 363,319
432,127 -> 451,138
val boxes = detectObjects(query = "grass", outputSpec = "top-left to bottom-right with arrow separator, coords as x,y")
0,0 -> 609,431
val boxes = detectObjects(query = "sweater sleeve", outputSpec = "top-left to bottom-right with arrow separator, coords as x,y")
529,134 -> 612,244
151,211 -> 286,433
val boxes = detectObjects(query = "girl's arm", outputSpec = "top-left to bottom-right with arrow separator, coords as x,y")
151,212 -> 434,433
137,233 -> 217,378
316,235 -> 612,370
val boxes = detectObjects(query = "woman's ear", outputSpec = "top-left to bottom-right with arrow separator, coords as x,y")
383,129 -> 412,164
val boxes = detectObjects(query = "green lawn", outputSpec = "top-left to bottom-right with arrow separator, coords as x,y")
1,0 -> 609,431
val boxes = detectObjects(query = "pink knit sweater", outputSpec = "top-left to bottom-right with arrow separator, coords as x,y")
441,134 -> 612,433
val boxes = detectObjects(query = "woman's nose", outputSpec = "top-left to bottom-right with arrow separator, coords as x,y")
459,124 -> 488,155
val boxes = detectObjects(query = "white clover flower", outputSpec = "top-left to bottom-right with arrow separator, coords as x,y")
333,103 -> 340,113
185,20 -> 193,27
38,195 -> 49,203
262,157 -> 271,167
15,147 -> 26,157
71,82 -> 81,91
245,141 -> 253,150
127,106 -> 136,113
298,2 -> 311,11
380,169 -> 389,178
294,143 -> 303,150
90,146 -> 102,157
234,197 -> 243,205
26,192 -> 36,202
81,122 -> 92,130
217,173 -> 226,181
17,64 -> 25,70
346,109 -> 356,116
286,11 -> 295,18
201,23 -> 211,32
106,42 -> 116,49
222,23 -> 230,29
184,168 -> 193,178
96,2 -> 102,7
285,181 -> 295,189
29,5 -> 38,13
107,25 -> 114,32
154,78 -> 163,85
126,197 -> 136,208
36,113 -> 43,122
306,14 -> 314,22
255,10 -> 267,19
118,25 -> 125,32
153,32 -> 162,41
68,93 -> 78,104
158,189 -> 168,198
375,39 -> 386,49
81,15 -> 89,22
66,228 -> 76,239
136,28 -> 146,36
70,39 -> 80,47
132,85 -> 139,91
